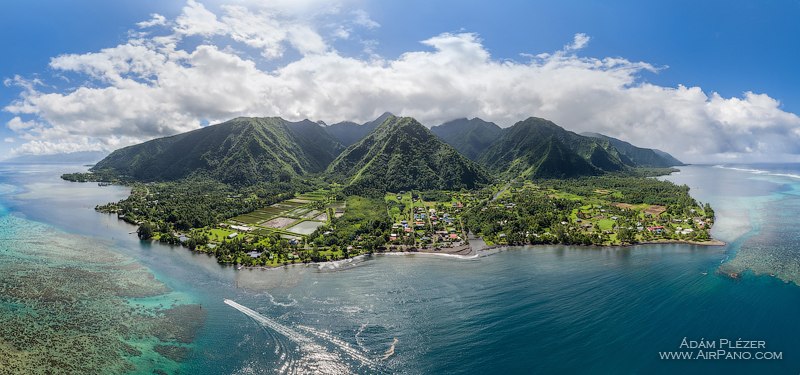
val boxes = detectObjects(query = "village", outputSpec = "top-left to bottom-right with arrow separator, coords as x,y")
135,178 -> 718,268
478,180 -> 716,246
383,191 -> 475,251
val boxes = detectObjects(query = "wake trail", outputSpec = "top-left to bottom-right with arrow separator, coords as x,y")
297,325 -> 376,366
225,299 -> 377,370
382,338 -> 399,360
224,299 -> 313,345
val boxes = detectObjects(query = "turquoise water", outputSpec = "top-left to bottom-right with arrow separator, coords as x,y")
1,164 -> 799,374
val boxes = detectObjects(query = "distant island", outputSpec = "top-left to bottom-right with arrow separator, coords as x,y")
61,114 -> 717,268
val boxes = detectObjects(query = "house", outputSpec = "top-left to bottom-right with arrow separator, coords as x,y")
449,233 -> 459,240
647,226 -> 665,234
227,233 -> 238,239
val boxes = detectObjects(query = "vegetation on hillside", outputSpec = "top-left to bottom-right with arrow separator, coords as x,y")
91,117 -> 343,186
326,116 -> 492,195
323,112 -> 393,147
430,118 -> 503,160
478,117 -> 632,179
582,132 -> 683,167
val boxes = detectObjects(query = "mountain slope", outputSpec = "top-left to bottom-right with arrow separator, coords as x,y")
92,117 -> 344,185
324,112 -> 394,147
582,132 -> 683,167
430,118 -> 503,160
327,116 -> 491,193
479,117 -> 631,179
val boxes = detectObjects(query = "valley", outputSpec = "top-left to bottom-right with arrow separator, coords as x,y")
63,113 -> 717,268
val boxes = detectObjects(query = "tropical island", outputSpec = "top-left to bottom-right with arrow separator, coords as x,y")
63,114 -> 717,268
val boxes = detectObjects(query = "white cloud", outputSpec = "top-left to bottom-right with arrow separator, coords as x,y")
137,13 -> 167,28
352,9 -> 379,29
175,0 -> 227,36
7,117 -> 41,131
4,137 -> 14,143
566,33 -> 590,51
5,2 -> 800,162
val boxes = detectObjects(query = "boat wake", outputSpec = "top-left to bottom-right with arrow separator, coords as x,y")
296,325 -> 376,366
225,299 -> 313,345
382,338 -> 398,360
266,292 -> 298,307
224,299 -> 379,373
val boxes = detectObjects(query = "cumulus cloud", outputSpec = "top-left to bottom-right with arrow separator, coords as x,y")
4,0 -> 800,162
566,33 -> 590,51
175,0 -> 226,36
136,13 -> 167,28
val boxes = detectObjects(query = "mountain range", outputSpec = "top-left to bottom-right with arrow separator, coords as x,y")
88,113 -> 682,190
323,112 -> 394,147
581,132 -> 684,167
475,117 -> 632,179
93,117 -> 343,185
430,118 -> 503,160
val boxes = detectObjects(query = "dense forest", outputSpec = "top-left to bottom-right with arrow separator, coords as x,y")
326,116 -> 491,195
97,178 -> 311,231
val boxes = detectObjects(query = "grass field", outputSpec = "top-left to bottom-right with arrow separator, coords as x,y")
226,189 -> 338,238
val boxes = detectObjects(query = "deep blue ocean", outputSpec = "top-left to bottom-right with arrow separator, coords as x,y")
1,163 -> 799,374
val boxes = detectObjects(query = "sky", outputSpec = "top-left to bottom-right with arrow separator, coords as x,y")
2,0 -> 800,163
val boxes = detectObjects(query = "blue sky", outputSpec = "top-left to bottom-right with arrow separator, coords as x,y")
2,0 -> 799,162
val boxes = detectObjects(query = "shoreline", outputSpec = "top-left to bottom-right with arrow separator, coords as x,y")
637,238 -> 726,247
234,236 -> 726,271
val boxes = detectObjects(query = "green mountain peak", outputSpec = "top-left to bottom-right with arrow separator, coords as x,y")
327,116 -> 491,194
